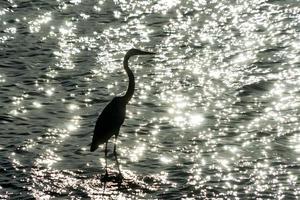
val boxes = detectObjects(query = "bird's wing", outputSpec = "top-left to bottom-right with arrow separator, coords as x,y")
91,98 -> 125,146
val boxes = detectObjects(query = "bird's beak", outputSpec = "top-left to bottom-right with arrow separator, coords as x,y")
140,50 -> 156,55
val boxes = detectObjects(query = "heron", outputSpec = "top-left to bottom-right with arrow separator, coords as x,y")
90,48 -> 155,181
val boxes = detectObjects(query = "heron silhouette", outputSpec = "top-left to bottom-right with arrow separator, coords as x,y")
90,49 -> 155,181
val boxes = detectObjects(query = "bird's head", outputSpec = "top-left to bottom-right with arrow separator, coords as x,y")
125,48 -> 155,60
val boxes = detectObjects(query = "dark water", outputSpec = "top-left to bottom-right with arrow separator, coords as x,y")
1,0 -> 300,199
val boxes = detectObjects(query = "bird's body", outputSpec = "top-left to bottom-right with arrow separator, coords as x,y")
90,48 -> 155,180
90,96 -> 126,151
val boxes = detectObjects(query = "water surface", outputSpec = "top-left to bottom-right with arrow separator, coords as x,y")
1,0 -> 300,199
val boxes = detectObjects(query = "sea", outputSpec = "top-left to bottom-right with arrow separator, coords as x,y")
1,0 -> 300,199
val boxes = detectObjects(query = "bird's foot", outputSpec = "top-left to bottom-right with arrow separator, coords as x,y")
100,171 -> 123,183
115,173 -> 124,183
100,172 -> 110,182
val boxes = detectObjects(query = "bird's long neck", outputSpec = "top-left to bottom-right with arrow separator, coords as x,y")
122,56 -> 135,103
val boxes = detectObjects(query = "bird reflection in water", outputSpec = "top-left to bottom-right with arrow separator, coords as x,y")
90,49 -> 155,184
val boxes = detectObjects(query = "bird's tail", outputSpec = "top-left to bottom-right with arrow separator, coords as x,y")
90,142 -> 98,152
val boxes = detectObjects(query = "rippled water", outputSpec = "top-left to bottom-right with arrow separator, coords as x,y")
1,0 -> 300,199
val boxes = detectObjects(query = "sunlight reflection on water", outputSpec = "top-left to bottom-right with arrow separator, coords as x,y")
1,0 -> 300,199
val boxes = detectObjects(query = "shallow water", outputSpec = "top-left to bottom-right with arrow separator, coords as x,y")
1,0 -> 300,199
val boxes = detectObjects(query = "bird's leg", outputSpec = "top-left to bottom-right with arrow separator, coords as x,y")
101,142 -> 109,181
105,142 -> 108,176
101,142 -> 109,182
113,135 -> 123,182
113,135 -> 117,155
